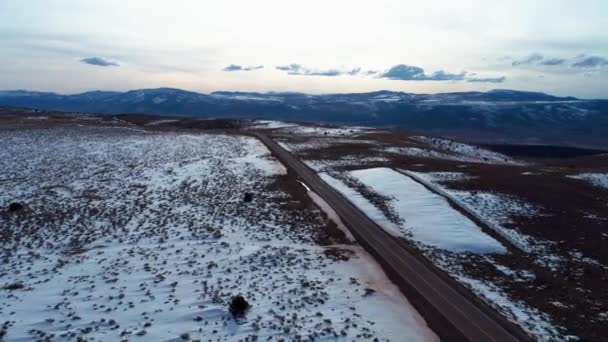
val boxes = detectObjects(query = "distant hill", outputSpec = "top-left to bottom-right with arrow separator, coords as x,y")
1,88 -> 607,148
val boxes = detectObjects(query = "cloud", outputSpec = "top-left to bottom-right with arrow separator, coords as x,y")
571,55 -> 608,68
275,64 -> 362,77
274,63 -> 503,82
80,57 -> 119,67
380,65 -> 425,80
380,64 -> 466,81
427,70 -> 467,81
539,58 -> 565,66
467,76 -> 506,83
276,64 -> 301,72
510,53 -> 608,68
222,64 -> 263,72
380,64 -> 505,83
511,53 -> 544,66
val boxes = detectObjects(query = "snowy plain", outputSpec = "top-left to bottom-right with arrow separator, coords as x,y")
0,127 -> 436,341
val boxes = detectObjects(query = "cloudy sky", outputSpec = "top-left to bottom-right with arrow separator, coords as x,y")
1,0 -> 607,98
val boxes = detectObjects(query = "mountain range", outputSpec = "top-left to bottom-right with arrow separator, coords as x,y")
1,88 -> 607,148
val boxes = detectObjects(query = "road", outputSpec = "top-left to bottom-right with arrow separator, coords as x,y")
254,132 -> 530,342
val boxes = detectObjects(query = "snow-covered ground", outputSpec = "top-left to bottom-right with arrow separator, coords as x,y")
144,119 -> 179,126
252,120 -> 370,137
405,171 -> 572,269
567,173 -> 608,189
322,169 -> 505,253
305,157 -> 390,172
405,171 -> 537,253
251,120 -> 298,129
382,147 -> 457,161
278,138 -> 378,153
0,127 -> 436,341
319,167 -> 565,340
412,136 -> 523,165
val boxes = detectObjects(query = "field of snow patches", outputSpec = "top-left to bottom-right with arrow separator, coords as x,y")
252,120 -> 369,137
319,168 -> 565,340
320,169 -> 505,254
413,136 -> 522,165
567,173 -> 608,190
0,127 -> 437,342
406,171 -> 566,267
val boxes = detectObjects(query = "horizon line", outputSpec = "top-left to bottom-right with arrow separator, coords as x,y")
1,87 -> 602,100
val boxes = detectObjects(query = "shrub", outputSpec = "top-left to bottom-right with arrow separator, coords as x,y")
8,202 -> 23,212
243,192 -> 254,203
2,282 -> 25,291
228,295 -> 251,317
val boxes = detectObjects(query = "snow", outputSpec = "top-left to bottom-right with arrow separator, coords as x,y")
319,172 -> 403,236
0,126 -> 435,341
251,120 -> 297,129
278,138 -> 378,153
282,126 -> 367,137
213,94 -> 283,102
371,94 -> 403,102
320,169 -> 506,254
307,191 -> 355,242
304,156 -> 389,172
451,273 -> 562,340
406,171 -> 576,272
277,141 -> 293,151
489,261 -> 536,282
297,180 -> 311,192
412,136 -> 523,165
319,168 -> 564,340
409,171 -> 475,183
145,119 -> 179,126
151,96 -> 167,104
568,173 -> 608,189
348,168 -> 507,254
255,122 -> 371,137
406,171 -> 537,253
337,247 -> 439,342
232,138 -> 287,176
383,147 -> 453,160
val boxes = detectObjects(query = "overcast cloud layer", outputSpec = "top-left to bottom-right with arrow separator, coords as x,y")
0,0 -> 606,98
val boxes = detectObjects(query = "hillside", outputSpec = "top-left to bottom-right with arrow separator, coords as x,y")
1,88 -> 607,148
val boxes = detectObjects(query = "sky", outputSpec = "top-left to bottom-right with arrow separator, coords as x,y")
0,0 -> 607,98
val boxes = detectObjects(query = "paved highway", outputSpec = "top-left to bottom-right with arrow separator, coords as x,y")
254,132 -> 530,342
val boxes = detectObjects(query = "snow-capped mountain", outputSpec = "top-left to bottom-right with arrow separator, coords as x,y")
1,88 -> 607,147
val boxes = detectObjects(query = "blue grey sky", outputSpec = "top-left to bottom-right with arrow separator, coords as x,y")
1,0 -> 607,98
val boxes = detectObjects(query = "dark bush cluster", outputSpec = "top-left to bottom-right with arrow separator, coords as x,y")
2,282 -> 25,290
243,192 -> 254,203
8,202 -> 23,212
228,295 -> 250,317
